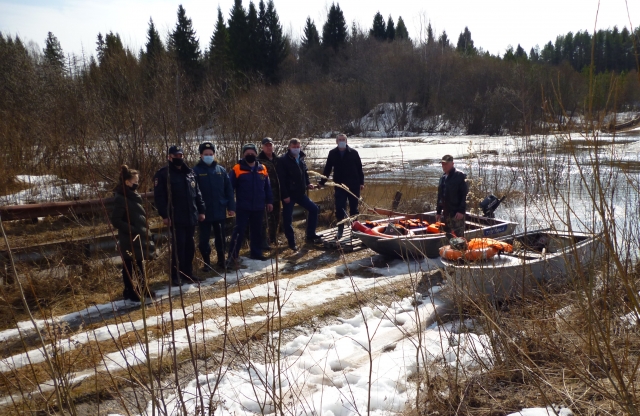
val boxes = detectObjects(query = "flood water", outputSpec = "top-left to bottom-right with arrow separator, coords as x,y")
306,130 -> 640,244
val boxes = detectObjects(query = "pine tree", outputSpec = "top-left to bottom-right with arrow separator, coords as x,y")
455,27 -> 475,55
370,12 -> 386,41
43,32 -> 65,72
228,0 -> 251,72
209,7 -> 230,74
301,17 -> 320,52
385,16 -> 395,41
170,5 -> 202,81
395,17 -> 409,41
322,3 -> 347,51
260,0 -> 288,82
426,23 -> 435,45
145,18 -> 164,61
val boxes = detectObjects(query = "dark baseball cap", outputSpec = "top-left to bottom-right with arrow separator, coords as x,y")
168,145 -> 184,155
199,142 -> 215,153
261,137 -> 273,145
441,154 -> 454,163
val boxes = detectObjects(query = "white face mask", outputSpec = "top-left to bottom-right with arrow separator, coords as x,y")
290,148 -> 301,156
337,141 -> 347,149
203,155 -> 214,165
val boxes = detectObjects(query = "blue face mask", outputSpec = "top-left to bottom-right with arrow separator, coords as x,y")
202,155 -> 214,165
337,141 -> 347,149
290,147 -> 301,157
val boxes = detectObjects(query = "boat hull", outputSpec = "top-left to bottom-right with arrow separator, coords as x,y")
353,211 -> 517,259
442,230 -> 603,300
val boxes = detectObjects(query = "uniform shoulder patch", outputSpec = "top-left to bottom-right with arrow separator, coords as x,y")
154,177 -> 158,187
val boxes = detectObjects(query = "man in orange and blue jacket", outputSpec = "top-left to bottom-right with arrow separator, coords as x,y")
226,143 -> 273,267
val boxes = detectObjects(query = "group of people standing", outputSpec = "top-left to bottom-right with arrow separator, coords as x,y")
110,135 -> 367,302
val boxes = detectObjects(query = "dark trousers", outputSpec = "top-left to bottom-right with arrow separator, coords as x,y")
335,187 -> 360,220
171,224 -> 195,283
198,220 -> 226,265
228,209 -> 264,259
263,199 -> 281,243
282,194 -> 319,245
444,214 -> 465,238
122,257 -> 144,301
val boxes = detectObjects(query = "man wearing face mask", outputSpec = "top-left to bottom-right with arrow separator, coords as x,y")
193,142 -> 236,271
226,143 -> 274,268
257,137 -> 281,249
278,138 -> 321,251
153,145 -> 206,286
320,133 -> 365,239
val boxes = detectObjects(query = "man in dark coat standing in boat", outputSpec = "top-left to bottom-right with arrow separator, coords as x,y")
319,133 -> 365,239
436,154 -> 468,237
153,145 -> 207,286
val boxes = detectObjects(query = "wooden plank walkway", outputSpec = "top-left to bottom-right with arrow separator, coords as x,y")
317,226 -> 365,253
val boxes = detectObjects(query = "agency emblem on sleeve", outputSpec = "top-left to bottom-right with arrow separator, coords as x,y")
154,178 -> 158,187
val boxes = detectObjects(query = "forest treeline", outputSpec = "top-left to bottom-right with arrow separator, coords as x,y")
1,1 -> 639,190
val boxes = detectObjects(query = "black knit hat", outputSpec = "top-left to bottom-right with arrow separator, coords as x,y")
242,143 -> 258,154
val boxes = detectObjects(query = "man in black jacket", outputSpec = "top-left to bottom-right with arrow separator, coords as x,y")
153,145 -> 206,286
258,137 -> 281,248
277,138 -> 321,251
436,154 -> 468,237
320,134 -> 364,239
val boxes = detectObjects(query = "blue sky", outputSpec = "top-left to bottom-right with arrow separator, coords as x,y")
1,0 -> 638,58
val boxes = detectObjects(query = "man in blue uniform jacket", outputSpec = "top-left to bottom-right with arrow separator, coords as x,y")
153,145 -> 206,286
193,142 -> 236,271
227,143 -> 273,267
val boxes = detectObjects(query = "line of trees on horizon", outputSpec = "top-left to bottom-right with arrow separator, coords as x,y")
1,1 -> 639,190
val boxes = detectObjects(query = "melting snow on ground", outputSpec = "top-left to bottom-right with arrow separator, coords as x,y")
1,175 -> 103,205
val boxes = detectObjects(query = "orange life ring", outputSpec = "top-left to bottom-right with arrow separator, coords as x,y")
439,245 -> 498,261
467,238 -> 513,253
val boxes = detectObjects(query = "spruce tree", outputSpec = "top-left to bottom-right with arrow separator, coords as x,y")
247,1 -> 260,72
426,23 -> 435,45
438,31 -> 450,49
455,27 -> 475,55
529,46 -> 540,63
395,17 -> 409,41
370,12 -> 386,41
170,5 -> 202,81
514,44 -> 527,60
301,17 -> 320,52
145,18 -> 164,61
322,3 -> 347,51
260,0 -> 288,82
540,41 -> 554,64
43,32 -> 65,72
228,0 -> 251,72
503,45 -> 515,61
209,7 -> 230,74
385,16 -> 395,41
